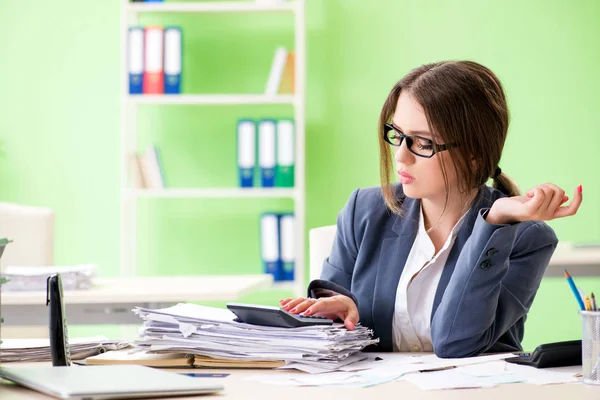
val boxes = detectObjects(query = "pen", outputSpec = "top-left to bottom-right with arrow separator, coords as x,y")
592,293 -> 598,312
564,269 -> 585,311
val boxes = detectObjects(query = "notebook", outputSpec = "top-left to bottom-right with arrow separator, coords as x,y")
84,350 -> 285,369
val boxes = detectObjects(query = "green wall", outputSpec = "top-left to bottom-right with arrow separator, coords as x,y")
1,0 -> 598,350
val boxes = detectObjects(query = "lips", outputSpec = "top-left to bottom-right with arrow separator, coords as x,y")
398,171 -> 415,180
398,170 -> 415,184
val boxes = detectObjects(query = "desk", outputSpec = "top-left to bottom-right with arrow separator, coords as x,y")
1,275 -> 273,326
1,361 -> 598,400
546,245 -> 600,277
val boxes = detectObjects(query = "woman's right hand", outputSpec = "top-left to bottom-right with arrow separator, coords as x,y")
279,295 -> 359,330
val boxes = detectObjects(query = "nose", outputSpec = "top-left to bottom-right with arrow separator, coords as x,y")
394,138 -> 415,165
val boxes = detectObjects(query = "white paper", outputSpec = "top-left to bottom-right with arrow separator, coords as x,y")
505,363 -> 580,385
403,369 -> 496,390
248,370 -> 403,388
456,360 -> 512,377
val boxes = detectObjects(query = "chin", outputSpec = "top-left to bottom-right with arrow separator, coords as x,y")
400,183 -> 423,199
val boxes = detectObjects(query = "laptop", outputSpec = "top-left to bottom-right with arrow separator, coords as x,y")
0,364 -> 224,400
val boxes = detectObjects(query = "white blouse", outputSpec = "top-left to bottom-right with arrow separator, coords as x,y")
392,206 -> 467,352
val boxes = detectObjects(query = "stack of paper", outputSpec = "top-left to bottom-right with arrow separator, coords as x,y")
0,336 -> 130,362
132,303 -> 378,369
1,264 -> 96,291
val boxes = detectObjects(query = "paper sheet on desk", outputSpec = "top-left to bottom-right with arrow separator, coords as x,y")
247,371 -> 404,388
404,369 -> 500,390
402,361 -> 579,390
504,363 -> 580,384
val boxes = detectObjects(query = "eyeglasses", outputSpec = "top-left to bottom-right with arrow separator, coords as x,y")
383,123 -> 456,158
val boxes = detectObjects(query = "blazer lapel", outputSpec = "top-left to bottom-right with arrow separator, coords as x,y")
372,194 -> 420,351
431,185 -> 494,321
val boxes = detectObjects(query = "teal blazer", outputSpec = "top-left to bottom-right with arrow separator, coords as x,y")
308,184 -> 558,358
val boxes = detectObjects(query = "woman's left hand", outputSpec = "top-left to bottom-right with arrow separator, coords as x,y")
486,183 -> 582,225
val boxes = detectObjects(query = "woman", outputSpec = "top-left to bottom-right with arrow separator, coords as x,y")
280,61 -> 582,358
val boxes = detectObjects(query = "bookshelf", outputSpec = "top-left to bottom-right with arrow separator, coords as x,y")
128,94 -> 295,105
120,0 -> 306,297
127,188 -> 297,199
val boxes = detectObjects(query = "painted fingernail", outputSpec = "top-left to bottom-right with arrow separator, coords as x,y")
578,185 -> 583,193
290,308 -> 296,313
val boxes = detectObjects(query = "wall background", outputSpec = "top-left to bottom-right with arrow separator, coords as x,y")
0,0 -> 598,350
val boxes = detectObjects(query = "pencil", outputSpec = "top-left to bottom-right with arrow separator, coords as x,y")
584,296 -> 592,311
564,269 -> 585,311
592,293 -> 598,312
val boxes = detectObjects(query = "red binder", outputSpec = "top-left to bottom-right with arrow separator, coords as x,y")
143,26 -> 164,94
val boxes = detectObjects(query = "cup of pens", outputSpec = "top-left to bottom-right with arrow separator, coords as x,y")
567,269 -> 600,384
580,310 -> 600,385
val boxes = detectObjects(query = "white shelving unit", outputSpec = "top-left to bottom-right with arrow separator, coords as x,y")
120,0 -> 306,297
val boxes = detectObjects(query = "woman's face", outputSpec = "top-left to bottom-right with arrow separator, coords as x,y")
391,91 -> 460,202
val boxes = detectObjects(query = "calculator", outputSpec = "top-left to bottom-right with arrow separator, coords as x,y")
226,303 -> 334,328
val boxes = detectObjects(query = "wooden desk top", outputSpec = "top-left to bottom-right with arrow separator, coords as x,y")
1,362 -> 598,400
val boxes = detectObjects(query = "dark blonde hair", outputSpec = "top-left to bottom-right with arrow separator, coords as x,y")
378,60 -> 520,215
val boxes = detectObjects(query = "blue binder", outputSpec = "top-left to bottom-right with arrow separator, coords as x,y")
260,213 -> 281,280
278,213 -> 295,281
164,27 -> 182,94
237,119 -> 256,188
258,119 -> 276,187
128,27 -> 144,94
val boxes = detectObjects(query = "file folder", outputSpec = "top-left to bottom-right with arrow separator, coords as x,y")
275,119 -> 294,187
237,120 -> 256,188
258,119 -> 276,188
164,27 -> 182,94
278,213 -> 295,281
260,213 -> 280,280
128,27 -> 144,94
143,26 -> 164,94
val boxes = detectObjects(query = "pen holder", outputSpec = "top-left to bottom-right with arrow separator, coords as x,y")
580,311 -> 600,385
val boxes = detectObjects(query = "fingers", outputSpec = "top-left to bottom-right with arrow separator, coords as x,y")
525,186 -> 545,213
280,298 -> 308,312
543,183 -> 566,213
525,183 -> 575,220
554,185 -> 583,218
344,306 -> 360,330
279,298 -> 294,307
305,296 -> 360,330
539,184 -> 556,211
289,299 -> 317,314
304,299 -> 333,316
